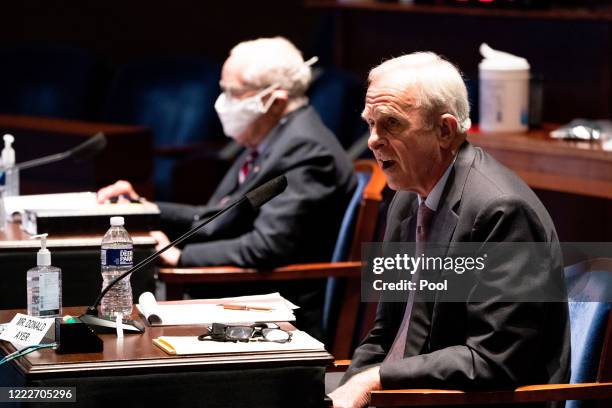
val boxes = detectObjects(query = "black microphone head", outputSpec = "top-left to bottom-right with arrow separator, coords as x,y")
71,132 -> 107,162
245,175 -> 288,209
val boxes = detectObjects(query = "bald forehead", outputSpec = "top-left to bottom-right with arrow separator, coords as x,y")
363,71 -> 418,118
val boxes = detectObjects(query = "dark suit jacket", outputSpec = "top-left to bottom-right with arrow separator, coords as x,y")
157,105 -> 356,268
343,142 -> 570,393
156,106 -> 356,338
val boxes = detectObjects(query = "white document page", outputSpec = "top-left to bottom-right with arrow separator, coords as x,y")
137,292 -> 298,326
154,330 -> 324,355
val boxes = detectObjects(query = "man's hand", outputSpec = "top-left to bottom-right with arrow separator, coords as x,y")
96,180 -> 140,204
150,231 -> 181,267
328,366 -> 381,408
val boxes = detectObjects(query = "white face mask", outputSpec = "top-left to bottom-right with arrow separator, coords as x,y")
214,85 -> 278,139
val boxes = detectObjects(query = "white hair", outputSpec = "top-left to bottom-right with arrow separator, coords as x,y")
369,52 -> 471,134
230,37 -> 312,110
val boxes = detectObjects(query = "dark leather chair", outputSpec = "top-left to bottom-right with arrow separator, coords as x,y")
102,56 -> 222,200
158,160 -> 387,358
0,44 -> 105,120
309,68 -> 367,150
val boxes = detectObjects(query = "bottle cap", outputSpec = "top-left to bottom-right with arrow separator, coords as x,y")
31,233 -> 51,266
110,216 -> 124,226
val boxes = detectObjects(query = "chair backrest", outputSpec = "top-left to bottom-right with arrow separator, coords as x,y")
0,44 -> 105,120
323,160 -> 386,355
102,56 -> 222,200
103,56 -> 222,146
322,171 -> 370,337
330,172 -> 371,264
308,68 -> 367,149
564,258 -> 612,408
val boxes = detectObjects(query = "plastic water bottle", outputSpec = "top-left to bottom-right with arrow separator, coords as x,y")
100,216 -> 134,320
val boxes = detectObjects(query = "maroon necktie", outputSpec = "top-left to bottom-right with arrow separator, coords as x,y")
386,201 -> 435,361
238,150 -> 258,185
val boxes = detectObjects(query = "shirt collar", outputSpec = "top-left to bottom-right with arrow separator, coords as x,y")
417,156 -> 457,211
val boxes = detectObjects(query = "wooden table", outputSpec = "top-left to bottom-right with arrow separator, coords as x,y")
0,224 -> 157,310
468,125 -> 612,200
0,306 -> 332,408
466,126 -> 612,242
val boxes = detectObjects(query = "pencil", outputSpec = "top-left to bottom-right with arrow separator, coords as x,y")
217,304 -> 273,311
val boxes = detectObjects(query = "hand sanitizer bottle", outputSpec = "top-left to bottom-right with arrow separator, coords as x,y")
1,134 -> 19,197
27,234 -> 62,317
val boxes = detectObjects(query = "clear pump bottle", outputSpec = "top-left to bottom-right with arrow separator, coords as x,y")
1,134 -> 19,197
26,234 -> 62,317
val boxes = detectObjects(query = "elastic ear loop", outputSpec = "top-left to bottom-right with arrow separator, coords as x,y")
259,56 -> 319,111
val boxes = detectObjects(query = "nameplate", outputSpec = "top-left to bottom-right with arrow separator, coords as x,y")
0,314 -> 54,348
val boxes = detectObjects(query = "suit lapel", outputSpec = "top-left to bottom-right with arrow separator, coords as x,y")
405,142 -> 477,357
399,202 -> 418,242
207,149 -> 248,205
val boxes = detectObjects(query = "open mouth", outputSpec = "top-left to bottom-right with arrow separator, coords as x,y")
381,160 -> 396,170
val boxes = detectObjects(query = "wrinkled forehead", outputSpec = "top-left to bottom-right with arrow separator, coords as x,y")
363,73 -> 419,119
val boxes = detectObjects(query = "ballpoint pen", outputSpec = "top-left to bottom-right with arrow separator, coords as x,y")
217,304 -> 273,311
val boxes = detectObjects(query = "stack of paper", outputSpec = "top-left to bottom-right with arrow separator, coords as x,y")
153,330 -> 324,355
137,292 -> 298,326
3,192 -> 98,222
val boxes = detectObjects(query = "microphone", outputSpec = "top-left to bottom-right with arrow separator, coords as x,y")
78,174 -> 288,335
15,132 -> 107,171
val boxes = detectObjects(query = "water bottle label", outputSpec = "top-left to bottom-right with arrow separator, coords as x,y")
101,249 -> 133,267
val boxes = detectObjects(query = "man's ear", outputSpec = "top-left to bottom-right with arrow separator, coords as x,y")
268,89 -> 289,115
438,114 -> 458,149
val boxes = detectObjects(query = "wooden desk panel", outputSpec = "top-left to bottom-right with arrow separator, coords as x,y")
0,223 -> 155,250
0,306 -> 331,408
0,226 -> 157,309
0,306 -> 332,378
467,126 -> 612,200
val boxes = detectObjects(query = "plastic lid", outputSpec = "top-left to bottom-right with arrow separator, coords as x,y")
110,216 -> 125,226
479,43 -> 530,71
2,134 -> 15,166
31,233 -> 51,266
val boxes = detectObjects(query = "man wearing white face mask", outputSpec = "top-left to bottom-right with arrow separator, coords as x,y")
97,37 -> 356,338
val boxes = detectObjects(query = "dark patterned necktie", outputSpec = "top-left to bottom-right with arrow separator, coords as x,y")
238,150 -> 258,185
386,201 -> 435,361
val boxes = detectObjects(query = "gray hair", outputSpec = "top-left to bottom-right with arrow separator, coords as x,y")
369,52 -> 471,134
230,37 -> 312,110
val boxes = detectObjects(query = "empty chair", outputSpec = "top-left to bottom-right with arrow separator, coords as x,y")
103,56 -> 222,200
0,43 -> 105,120
309,68 -> 367,150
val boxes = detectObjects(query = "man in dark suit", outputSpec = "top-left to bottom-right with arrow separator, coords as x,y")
329,52 -> 569,408
97,37 -> 356,337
